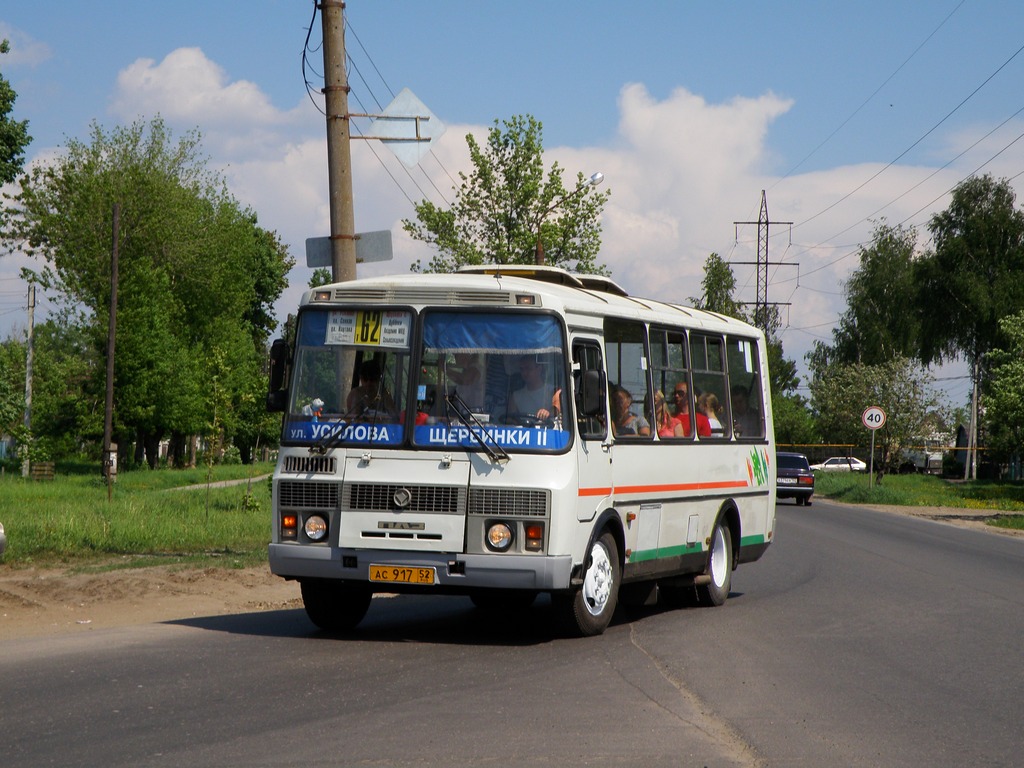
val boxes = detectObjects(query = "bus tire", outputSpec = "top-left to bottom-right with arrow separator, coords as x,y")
300,579 -> 372,631
697,521 -> 733,607
555,530 -> 620,637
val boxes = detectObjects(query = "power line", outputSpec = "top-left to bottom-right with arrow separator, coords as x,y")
769,0 -> 967,187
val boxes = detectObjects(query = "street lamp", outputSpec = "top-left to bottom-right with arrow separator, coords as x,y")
534,171 -> 605,266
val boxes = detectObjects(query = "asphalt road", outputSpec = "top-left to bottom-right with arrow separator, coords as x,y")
2,500 -> 1022,767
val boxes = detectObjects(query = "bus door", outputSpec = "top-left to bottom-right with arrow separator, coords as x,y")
572,339 -> 612,522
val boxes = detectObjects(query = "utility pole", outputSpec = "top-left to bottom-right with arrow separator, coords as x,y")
320,0 -> 357,284
733,190 -> 794,333
103,204 -> 119,495
965,356 -> 979,481
21,283 -> 35,478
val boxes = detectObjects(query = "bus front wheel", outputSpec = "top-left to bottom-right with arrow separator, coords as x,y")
697,521 -> 733,606
555,530 -> 620,637
300,579 -> 372,632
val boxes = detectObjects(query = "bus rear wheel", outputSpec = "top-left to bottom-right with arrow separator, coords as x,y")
300,579 -> 372,632
697,521 -> 733,606
555,530 -> 620,637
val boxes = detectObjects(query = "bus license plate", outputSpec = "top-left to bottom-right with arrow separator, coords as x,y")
369,565 -> 436,585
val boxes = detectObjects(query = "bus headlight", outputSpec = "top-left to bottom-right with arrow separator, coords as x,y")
486,522 -> 513,552
304,515 -> 328,542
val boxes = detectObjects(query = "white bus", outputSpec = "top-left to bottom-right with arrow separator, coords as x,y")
266,266 -> 776,636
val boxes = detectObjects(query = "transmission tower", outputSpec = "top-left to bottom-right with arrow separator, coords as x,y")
732,190 -> 795,333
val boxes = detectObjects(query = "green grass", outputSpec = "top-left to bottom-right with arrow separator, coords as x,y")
0,462 -> 273,567
814,472 -> 1024,531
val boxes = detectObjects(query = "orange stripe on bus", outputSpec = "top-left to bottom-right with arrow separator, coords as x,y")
579,480 -> 749,497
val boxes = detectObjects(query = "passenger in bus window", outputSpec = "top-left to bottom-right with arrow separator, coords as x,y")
346,359 -> 394,416
731,384 -> 760,437
673,382 -> 711,437
511,355 -> 555,420
653,390 -> 684,437
448,353 -> 484,409
699,392 -> 725,433
611,386 -> 650,437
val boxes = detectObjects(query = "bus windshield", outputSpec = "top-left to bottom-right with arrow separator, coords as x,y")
284,308 -> 413,447
412,310 -> 570,453
282,307 -> 570,453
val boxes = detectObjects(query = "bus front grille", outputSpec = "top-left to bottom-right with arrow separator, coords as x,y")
468,488 -> 549,518
283,455 -> 337,474
279,480 -> 339,509
345,483 -> 465,515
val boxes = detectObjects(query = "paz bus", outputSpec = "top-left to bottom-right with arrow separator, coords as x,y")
266,265 -> 776,636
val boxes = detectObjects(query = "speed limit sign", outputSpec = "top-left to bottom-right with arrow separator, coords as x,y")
862,406 -> 886,430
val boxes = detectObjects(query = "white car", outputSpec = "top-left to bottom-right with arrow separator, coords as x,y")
810,456 -> 867,472
0,521 -> 5,557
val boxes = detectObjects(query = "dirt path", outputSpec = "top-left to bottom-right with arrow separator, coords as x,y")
0,562 -> 301,641
1,503 -> 1019,642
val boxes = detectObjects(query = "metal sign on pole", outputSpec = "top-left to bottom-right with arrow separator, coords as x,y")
306,230 -> 393,268
862,406 -> 886,489
359,88 -> 446,168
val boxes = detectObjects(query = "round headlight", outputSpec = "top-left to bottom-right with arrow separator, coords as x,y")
304,515 -> 328,542
486,522 -> 513,552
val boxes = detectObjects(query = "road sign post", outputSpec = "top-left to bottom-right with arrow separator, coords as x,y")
862,406 -> 886,489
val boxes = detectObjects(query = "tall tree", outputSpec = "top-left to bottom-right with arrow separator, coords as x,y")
403,115 -> 609,273
2,117 -> 292,466
915,175 -> 1024,477
689,252 -> 746,319
984,310 -> 1024,468
0,39 -> 32,187
916,175 -> 1024,367
813,221 -> 919,367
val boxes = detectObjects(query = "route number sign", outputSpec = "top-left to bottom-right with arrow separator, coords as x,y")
862,406 -> 886,430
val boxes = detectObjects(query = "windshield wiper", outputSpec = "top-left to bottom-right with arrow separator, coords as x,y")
311,416 -> 350,455
310,369 -> 395,456
445,390 -> 509,465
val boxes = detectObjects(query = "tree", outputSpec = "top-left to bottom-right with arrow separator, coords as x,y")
2,118 -> 292,466
984,310 -> 1024,469
403,115 -> 609,273
810,221 -> 919,368
689,252 -> 746,319
0,39 -> 32,187
916,175 -> 1024,368
915,175 -> 1024,478
809,357 -> 943,471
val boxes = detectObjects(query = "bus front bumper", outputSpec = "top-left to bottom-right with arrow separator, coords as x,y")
269,543 -> 573,592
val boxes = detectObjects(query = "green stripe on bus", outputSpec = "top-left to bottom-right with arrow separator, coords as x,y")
629,533 -> 768,563
628,542 -> 703,562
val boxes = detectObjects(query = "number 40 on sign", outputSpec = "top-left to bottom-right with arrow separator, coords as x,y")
862,406 -> 886,430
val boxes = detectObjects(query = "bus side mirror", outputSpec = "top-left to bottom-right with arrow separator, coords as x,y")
266,338 -> 290,412
579,369 -> 605,416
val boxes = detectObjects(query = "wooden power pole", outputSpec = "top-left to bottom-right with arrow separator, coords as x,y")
320,0 -> 357,284
21,283 -> 34,477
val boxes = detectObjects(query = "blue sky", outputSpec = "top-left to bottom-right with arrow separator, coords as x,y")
4,0 -> 1024,406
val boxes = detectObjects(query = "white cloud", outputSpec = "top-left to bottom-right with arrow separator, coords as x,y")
0,24 -> 52,66
110,47 -> 310,159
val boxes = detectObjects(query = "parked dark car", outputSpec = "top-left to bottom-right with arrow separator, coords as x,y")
776,452 -> 814,506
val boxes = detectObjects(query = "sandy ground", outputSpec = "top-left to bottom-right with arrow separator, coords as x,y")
1,503 -> 1020,642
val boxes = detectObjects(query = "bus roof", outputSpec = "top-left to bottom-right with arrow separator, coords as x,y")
302,266 -> 761,338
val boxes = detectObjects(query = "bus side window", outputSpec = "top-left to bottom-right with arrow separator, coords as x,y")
573,341 -> 607,440
726,337 -> 765,439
